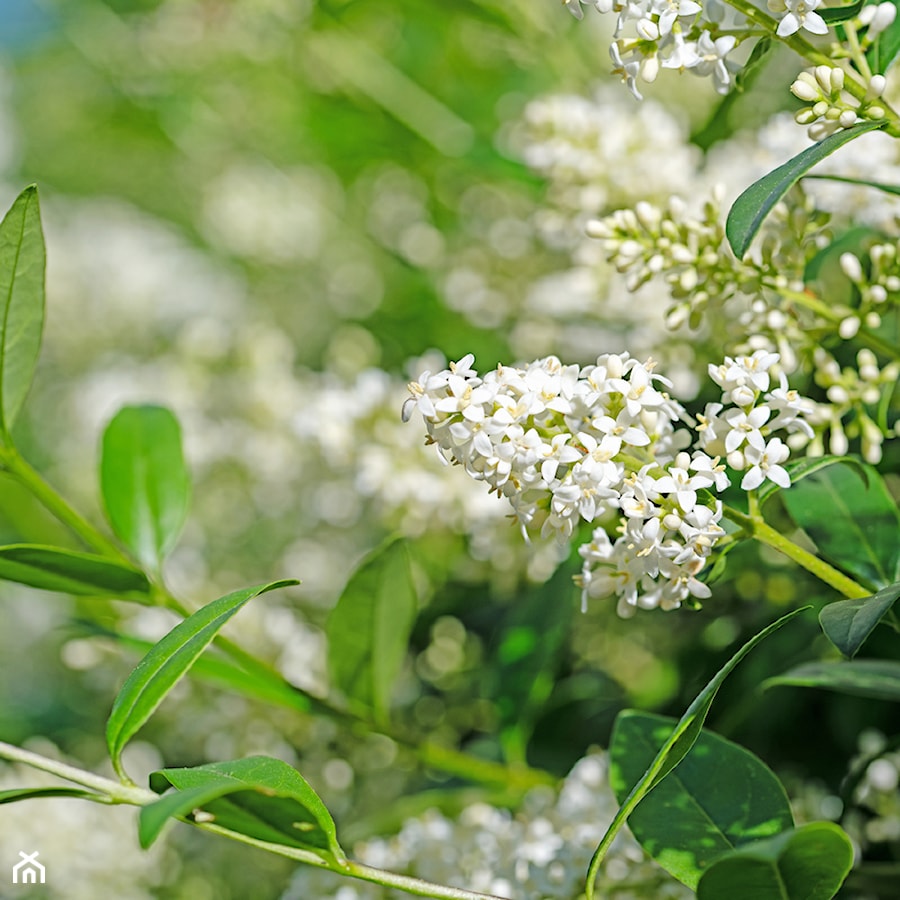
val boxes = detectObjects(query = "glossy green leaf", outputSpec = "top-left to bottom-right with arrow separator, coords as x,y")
765,659 -> 900,700
0,544 -> 149,598
726,122 -> 884,258
610,712 -> 794,889
0,185 -> 45,435
819,582 -> 900,658
106,579 -> 297,775
867,0 -> 900,74
142,756 -> 344,862
780,462 -> 900,590
585,607 -> 808,899
756,455 -> 867,509
697,822 -> 854,900
819,0 -> 865,22
100,405 -> 190,570
326,537 -> 417,724
0,787 -> 105,805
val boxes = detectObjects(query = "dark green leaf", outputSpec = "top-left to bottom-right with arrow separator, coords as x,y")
610,712 -> 793,889
756,455 -> 867,509
326,537 -> 417,724
0,787 -> 106,805
106,579 -> 297,775
0,543 -> 149,597
804,173 -> 900,196
697,822 -> 854,900
142,756 -> 344,862
100,405 -> 190,570
819,0 -> 865,22
726,123 -> 884,258
765,659 -> 900,700
867,0 -> 900,74
0,185 -> 45,435
585,607 -> 808,899
819,582 -> 900,657
780,462 -> 900,590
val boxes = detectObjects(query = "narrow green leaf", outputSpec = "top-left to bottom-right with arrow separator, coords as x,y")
780,462 -> 900,590
106,579 -> 297,775
804,173 -> 900,196
756,455 -> 867,508
326,537 -> 417,724
100,405 -> 190,570
819,0 -> 865,22
585,607 -> 808,899
867,0 -> 900,74
141,756 -> 344,862
819,582 -> 900,658
697,822 -> 854,900
765,659 -> 900,700
0,787 -> 105,805
726,123 -> 884,258
0,544 -> 149,598
0,185 -> 45,434
610,712 -> 794,889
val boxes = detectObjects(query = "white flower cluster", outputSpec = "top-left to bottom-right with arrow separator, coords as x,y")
406,350 -> 814,614
282,752 -> 691,900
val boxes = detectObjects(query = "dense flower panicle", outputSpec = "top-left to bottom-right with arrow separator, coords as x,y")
408,350 -> 814,614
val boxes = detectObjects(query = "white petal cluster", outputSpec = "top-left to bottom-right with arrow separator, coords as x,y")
768,0 -> 828,37
408,349 -> 816,615
282,753 -> 691,900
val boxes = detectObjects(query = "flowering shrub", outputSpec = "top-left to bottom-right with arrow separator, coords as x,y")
2,1 -> 900,899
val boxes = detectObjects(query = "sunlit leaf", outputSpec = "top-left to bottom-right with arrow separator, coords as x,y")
0,787 -> 105,805
106,580 -> 297,776
0,185 -> 45,435
100,405 -> 190,570
610,712 -> 793,889
765,659 -> 900,700
726,123 -> 884,258
142,756 -> 344,862
756,455 -> 867,508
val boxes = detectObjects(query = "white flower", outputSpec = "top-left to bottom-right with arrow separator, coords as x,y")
723,405 -> 771,453
769,0 -> 829,36
741,437 -> 792,490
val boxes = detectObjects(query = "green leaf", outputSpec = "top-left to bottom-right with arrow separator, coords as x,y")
0,185 -> 45,435
141,756 -> 344,862
780,461 -> 900,590
804,173 -> 900,196
0,787 -> 105,805
867,0 -> 900,74
819,582 -> 900,658
726,123 -> 885,258
585,607 -> 808,900
756,455 -> 867,509
696,822 -> 854,900
100,405 -> 191,570
326,537 -> 417,724
803,226 -> 885,308
819,0 -> 865,22
0,543 -> 149,598
106,579 -> 297,775
765,659 -> 900,700
610,712 -> 794,889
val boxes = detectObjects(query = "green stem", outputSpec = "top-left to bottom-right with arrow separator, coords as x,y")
722,504 -> 870,598
0,445 -> 130,564
0,741 -> 506,900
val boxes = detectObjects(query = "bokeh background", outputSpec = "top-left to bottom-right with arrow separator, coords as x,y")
1,1 -> 899,898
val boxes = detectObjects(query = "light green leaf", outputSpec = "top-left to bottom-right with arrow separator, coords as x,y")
765,659 -> 900,700
141,756 -> 344,862
100,405 -> 190,570
756,455 -> 867,509
780,461 -> 900,590
610,712 -> 794,889
0,787 -> 106,805
0,185 -> 45,435
326,537 -> 417,724
585,607 -> 808,900
696,822 -> 854,900
0,543 -> 149,598
726,123 -> 884,258
106,580 -> 297,776
819,582 -> 900,658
